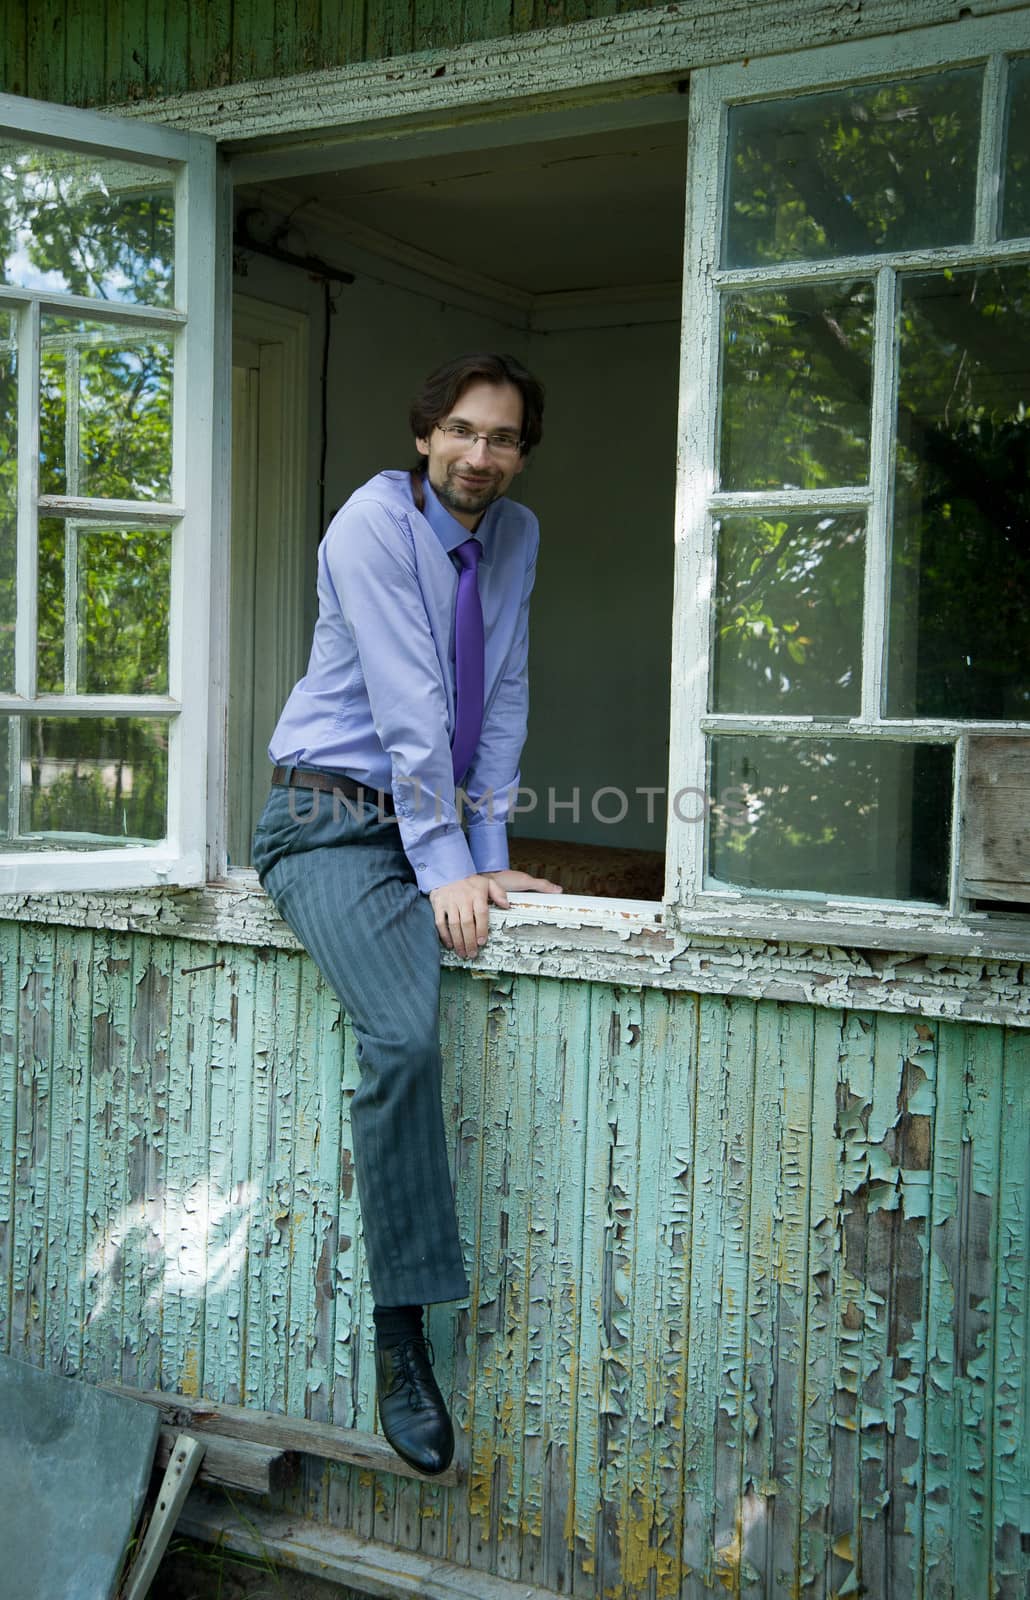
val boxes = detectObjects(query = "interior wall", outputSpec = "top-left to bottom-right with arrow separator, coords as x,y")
518,318 -> 678,851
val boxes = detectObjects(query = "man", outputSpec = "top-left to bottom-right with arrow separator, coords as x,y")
252,353 -> 560,1475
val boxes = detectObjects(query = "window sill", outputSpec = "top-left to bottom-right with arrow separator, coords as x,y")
0,873 -> 1025,1027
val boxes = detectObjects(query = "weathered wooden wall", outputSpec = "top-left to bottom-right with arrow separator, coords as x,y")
0,0 -> 666,105
1,918 -> 1025,1597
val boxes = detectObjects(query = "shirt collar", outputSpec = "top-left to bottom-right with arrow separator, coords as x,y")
421,475 -> 499,565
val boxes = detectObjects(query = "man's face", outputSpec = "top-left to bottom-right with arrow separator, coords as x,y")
416,379 -> 525,529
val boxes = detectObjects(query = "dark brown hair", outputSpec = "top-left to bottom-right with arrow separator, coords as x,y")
409,352 -> 545,457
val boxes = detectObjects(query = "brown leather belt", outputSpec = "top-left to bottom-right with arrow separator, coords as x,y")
271,765 -> 396,817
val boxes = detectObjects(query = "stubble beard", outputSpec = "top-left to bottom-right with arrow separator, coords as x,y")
433,464 -> 503,517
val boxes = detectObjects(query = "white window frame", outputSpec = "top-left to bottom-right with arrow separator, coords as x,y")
665,11 -> 1030,945
0,93 -> 220,891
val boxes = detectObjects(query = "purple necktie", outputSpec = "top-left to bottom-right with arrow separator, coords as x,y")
451,537 -> 484,782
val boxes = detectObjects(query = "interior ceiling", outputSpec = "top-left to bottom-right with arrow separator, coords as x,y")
261,122 -> 689,297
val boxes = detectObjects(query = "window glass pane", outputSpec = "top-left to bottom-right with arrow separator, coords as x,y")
1002,56 -> 1030,239
708,736 -> 952,901
0,142 -> 174,306
40,317 -> 173,501
888,266 -> 1030,719
713,514 -> 864,715
725,70 -> 982,267
37,519 -> 171,695
0,313 -> 15,691
4,717 -> 168,845
719,280 -> 874,489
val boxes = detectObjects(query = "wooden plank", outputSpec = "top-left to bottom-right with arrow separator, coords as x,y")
494,970 -> 538,1582
123,1432 -> 206,1600
991,1027 -> 1030,1599
291,0 -> 324,75
951,1022 -> 1004,1600
923,1022 -> 1004,1599
150,0 -> 191,98
239,943 -> 285,1411
463,970 -> 518,1579
338,0 -> 368,66
740,1001 -> 817,1595
61,0 -> 88,105
681,994 -> 729,1594
859,1015 -> 935,1597
825,1010 -> 876,1600
0,0 -> 28,97
648,989 -> 697,1600
123,935 -> 173,1390
231,0 -> 278,83
611,986 -> 692,1600
525,975 -> 595,1593
962,737 -> 1030,894
10,925 -> 56,1366
155,1422 -> 291,1493
364,0 -> 416,62
190,0 -> 233,93
567,982 -> 617,1597
80,931 -> 135,1383
737,999 -> 782,1598
46,929 -> 95,1377
26,0 -> 66,105
798,1007 -> 848,1595
116,0 -> 148,102
463,0 -> 517,49
199,949 -> 253,1403
0,924 -> 19,1344
103,1381 -> 462,1484
513,972 -> 556,1590
159,944 -> 216,1398
181,1484 -> 561,1599
594,988 -> 645,1600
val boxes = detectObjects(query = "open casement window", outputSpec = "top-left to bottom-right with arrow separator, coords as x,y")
668,17 -> 1030,937
0,95 -> 217,891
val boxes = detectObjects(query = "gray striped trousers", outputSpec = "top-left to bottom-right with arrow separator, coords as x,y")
252,777 -> 470,1307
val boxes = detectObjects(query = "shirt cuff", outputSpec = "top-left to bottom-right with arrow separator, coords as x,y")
408,827 -> 477,895
467,819 -> 510,875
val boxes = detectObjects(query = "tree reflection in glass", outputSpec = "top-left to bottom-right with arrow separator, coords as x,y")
0,142 -> 174,306
720,280 -> 873,489
18,717 -> 168,845
40,317 -> 172,501
713,514 -> 864,715
708,736 -> 952,901
724,70 -> 982,267
37,519 -> 170,697
888,265 -> 1030,719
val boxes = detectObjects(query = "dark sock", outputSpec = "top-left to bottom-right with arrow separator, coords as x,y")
373,1303 -> 423,1349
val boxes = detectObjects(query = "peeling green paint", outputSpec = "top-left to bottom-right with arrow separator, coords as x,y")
0,921 -> 1026,1597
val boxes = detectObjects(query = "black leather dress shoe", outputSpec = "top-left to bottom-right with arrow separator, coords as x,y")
374,1334 -> 455,1475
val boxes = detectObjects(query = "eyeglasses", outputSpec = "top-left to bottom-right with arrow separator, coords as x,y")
435,422 -> 523,456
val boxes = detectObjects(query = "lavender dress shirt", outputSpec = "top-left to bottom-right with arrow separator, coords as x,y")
268,469 -> 539,894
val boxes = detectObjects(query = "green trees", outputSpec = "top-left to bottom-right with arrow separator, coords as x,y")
1,145 -> 175,843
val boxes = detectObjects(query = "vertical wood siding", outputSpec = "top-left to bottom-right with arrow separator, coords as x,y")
0,0 -> 660,105
1,920 -> 1026,1597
